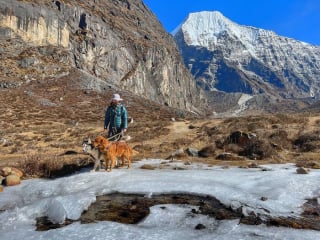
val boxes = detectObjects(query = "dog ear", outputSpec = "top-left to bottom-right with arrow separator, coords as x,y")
88,138 -> 92,144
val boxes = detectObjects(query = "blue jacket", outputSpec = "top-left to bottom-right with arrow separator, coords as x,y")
104,103 -> 128,130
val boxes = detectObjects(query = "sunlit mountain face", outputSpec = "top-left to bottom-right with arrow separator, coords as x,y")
174,11 -> 320,102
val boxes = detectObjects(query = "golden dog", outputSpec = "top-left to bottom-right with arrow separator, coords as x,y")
92,136 -> 138,172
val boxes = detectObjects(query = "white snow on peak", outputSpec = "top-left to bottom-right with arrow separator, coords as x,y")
177,11 -> 273,51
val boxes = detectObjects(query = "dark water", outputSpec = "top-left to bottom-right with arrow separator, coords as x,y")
36,193 -> 320,231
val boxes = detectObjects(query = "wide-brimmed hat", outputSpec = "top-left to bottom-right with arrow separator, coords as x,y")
111,93 -> 123,101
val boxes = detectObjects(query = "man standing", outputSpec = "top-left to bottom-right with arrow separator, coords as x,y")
104,93 -> 128,141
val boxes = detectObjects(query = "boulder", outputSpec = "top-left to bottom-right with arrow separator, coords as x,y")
186,148 -> 199,157
5,174 -> 21,186
166,148 -> 187,160
248,162 -> 260,168
296,167 -> 310,174
0,167 -> 23,178
140,164 -> 156,170
310,162 -> 320,169
198,145 -> 216,158
0,167 -> 12,177
11,167 -> 24,178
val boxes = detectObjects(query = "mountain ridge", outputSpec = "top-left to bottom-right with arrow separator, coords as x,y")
0,0 -> 207,113
177,11 -> 319,49
173,10 -> 320,112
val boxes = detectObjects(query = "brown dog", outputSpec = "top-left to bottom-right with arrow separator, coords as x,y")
92,136 -> 138,172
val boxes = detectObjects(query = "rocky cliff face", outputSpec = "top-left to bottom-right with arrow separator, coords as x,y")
0,0 -> 206,113
174,11 -> 320,105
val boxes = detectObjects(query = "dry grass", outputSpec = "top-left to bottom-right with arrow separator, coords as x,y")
1,76 -> 320,177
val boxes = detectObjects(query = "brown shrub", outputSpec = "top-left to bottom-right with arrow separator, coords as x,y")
198,145 -> 216,158
159,142 -> 176,153
202,126 -> 221,136
269,130 -> 292,149
18,154 -> 86,178
225,144 -> 243,154
294,131 -> 320,152
239,139 -> 275,160
214,138 -> 225,149
174,138 -> 193,146
226,131 -> 251,146
274,113 -> 308,125
247,120 -> 267,131
19,154 -> 45,177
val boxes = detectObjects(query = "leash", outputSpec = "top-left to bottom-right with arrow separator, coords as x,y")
108,132 -> 123,141
98,131 -> 123,141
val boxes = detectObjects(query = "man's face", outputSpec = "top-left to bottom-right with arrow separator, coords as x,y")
112,100 -> 120,105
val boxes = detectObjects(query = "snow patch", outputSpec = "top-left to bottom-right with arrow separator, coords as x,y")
0,161 -> 320,239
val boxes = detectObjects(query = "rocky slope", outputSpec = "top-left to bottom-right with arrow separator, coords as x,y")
0,0 -> 206,113
173,11 -> 320,113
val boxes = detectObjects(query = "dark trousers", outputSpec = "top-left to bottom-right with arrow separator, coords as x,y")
108,128 -> 122,141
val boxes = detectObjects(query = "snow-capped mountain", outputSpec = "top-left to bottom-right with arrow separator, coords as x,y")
173,11 -> 320,101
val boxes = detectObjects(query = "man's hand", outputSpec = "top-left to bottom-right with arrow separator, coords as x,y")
122,128 -> 127,133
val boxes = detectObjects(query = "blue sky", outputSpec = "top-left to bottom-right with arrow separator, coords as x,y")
143,0 -> 320,46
